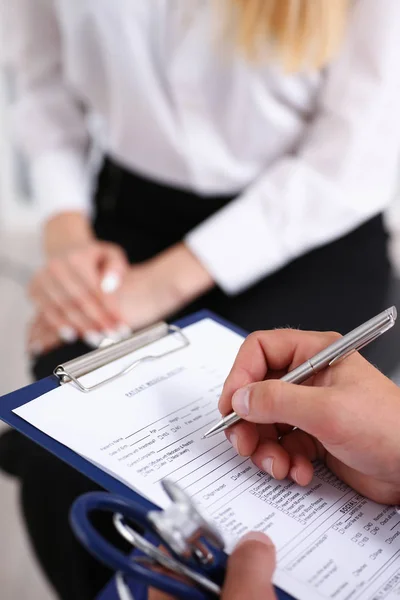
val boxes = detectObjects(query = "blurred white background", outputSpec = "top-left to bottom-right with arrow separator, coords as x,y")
0,65 -> 55,598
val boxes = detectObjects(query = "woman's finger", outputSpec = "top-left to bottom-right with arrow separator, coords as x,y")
39,305 -> 78,343
34,290 -> 104,346
28,318 -> 62,356
98,242 -> 129,293
27,317 -> 43,355
30,265 -> 102,336
49,258 -> 119,331
31,270 -> 101,341
32,256 -> 124,335
30,275 -> 80,342
70,244 -> 128,322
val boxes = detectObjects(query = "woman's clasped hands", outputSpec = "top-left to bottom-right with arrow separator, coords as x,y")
28,214 -> 214,355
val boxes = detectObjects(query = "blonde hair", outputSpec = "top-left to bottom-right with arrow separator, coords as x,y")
227,0 -> 349,71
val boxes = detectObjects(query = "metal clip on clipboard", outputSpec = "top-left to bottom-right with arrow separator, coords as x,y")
53,322 -> 190,393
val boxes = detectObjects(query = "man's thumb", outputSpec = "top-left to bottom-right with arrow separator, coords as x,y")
233,379 -> 334,439
222,532 -> 276,600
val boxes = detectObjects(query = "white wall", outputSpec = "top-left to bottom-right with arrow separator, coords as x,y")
0,60 -> 40,231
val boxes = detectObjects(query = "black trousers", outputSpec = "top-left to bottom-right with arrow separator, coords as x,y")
0,159 -> 392,599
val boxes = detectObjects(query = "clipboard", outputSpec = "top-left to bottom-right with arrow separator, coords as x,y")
0,309 -> 292,600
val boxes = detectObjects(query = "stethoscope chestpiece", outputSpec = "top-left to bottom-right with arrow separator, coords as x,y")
148,480 -> 225,565
70,484 -> 226,598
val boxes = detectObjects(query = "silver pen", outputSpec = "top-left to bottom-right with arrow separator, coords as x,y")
203,306 -> 397,439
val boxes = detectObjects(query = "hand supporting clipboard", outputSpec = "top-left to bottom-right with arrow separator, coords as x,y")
70,480 -> 227,600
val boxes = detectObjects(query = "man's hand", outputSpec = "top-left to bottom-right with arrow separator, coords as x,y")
219,329 -> 400,505
222,532 -> 277,599
149,532 -> 276,600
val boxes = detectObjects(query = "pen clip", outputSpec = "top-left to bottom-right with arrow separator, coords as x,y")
329,321 -> 393,367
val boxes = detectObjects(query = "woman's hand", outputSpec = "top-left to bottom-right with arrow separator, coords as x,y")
218,329 -> 400,505
111,242 -> 214,331
28,313 -> 64,357
29,213 -> 130,346
149,532 -> 276,600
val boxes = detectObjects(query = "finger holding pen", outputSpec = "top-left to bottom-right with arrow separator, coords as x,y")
218,328 -> 400,505
217,329 -> 340,459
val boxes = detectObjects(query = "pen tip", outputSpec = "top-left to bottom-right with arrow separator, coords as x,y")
202,425 -> 220,439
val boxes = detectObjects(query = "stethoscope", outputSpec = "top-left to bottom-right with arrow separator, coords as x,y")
70,480 -> 228,600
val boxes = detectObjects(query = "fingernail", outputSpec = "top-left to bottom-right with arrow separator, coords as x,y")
104,324 -> 131,341
235,531 -> 274,549
232,387 -> 250,416
117,323 -> 131,338
262,457 -> 275,478
99,337 -> 115,348
103,325 -> 131,342
103,329 -> 122,342
290,467 -> 299,484
59,326 -> 78,344
228,432 -> 239,453
29,341 -> 42,357
84,331 -> 104,348
101,272 -> 121,294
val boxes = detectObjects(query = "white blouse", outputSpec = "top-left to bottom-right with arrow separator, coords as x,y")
2,0 -> 400,294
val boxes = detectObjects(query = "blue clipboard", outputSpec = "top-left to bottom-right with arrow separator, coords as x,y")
0,309 -> 293,600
